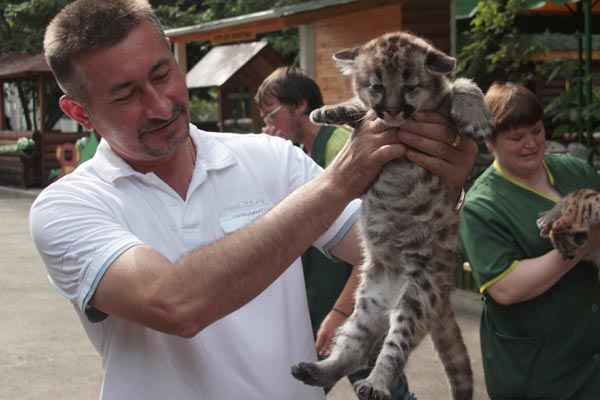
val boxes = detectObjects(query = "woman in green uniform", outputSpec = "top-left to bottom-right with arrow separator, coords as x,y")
460,82 -> 600,400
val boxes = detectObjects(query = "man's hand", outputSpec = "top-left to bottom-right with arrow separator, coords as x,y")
398,111 -> 478,198
261,123 -> 284,138
325,111 -> 407,201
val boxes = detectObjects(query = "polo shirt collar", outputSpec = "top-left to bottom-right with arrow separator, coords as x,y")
91,124 -> 237,184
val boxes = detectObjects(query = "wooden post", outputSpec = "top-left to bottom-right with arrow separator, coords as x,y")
38,77 -> 45,133
0,81 -> 5,130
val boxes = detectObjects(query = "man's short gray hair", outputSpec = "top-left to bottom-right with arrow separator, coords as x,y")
44,0 -> 167,103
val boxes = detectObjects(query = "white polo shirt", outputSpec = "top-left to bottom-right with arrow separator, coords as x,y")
30,124 -> 360,400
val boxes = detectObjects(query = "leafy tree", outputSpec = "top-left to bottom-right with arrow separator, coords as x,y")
544,58 -> 600,163
0,0 -> 69,131
455,0 -> 548,90
0,0 -> 307,130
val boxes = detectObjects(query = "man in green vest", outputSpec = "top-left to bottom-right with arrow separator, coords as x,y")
255,66 -> 414,400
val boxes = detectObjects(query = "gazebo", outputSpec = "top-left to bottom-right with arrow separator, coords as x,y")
0,52 -> 86,187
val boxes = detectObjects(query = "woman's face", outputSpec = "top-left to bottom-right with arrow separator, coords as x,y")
485,120 -> 546,178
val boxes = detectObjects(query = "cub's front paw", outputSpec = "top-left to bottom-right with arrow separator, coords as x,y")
291,362 -> 324,387
454,107 -> 494,143
450,78 -> 494,142
310,105 -> 364,126
353,379 -> 391,400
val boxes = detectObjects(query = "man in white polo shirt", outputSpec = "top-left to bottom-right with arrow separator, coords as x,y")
30,1 -> 477,399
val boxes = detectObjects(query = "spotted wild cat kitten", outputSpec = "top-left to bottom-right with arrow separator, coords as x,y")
537,188 -> 600,280
291,31 -> 494,400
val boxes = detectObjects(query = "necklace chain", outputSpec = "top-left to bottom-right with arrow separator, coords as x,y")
188,136 -> 197,165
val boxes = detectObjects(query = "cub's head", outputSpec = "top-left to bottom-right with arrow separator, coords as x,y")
334,31 -> 454,127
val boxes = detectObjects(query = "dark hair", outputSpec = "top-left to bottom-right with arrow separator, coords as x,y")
255,66 -> 324,112
44,0 -> 166,103
484,82 -> 544,137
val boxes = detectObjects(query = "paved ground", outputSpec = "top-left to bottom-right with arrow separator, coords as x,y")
0,189 -> 103,400
0,187 -> 487,399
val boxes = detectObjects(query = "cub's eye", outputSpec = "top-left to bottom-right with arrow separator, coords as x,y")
371,84 -> 385,93
404,85 -> 417,93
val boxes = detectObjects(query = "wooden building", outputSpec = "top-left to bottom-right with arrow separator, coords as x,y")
186,41 -> 288,133
165,0 -> 452,107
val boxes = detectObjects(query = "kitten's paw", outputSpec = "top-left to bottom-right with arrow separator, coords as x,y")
536,211 -> 555,238
450,78 -> 494,142
453,108 -> 494,143
353,379 -> 391,400
291,362 -> 334,387
310,105 -> 365,126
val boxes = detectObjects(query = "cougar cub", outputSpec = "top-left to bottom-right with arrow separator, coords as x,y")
291,31 -> 494,400
537,188 -> 600,280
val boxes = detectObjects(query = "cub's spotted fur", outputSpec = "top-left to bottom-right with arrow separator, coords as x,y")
291,31 -> 493,400
537,188 -> 600,277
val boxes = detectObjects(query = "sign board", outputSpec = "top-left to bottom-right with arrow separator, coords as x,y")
211,28 -> 257,45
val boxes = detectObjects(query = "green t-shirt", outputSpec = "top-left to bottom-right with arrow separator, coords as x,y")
460,153 -> 600,399
302,125 -> 353,335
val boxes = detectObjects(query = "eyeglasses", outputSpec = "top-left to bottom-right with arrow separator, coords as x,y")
262,104 -> 283,125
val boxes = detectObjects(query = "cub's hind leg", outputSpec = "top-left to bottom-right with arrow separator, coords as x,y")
292,259 -> 391,388
430,301 -> 473,400
354,277 -> 434,400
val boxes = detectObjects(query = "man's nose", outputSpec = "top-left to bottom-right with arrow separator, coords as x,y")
143,86 -> 172,120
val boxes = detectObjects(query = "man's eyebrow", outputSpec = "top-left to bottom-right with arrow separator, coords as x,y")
108,57 -> 171,97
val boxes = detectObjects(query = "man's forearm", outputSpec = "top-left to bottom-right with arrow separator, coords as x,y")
172,171 -> 353,335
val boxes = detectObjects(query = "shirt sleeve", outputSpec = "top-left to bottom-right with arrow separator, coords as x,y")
29,184 -> 143,312
460,195 -> 523,293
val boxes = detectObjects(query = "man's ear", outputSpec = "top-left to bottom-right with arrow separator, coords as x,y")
294,98 -> 308,116
59,95 -> 94,131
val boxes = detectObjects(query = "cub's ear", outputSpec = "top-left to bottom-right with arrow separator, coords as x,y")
425,49 -> 456,75
333,47 -> 360,75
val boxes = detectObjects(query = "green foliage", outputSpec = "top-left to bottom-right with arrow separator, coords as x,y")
189,89 -> 219,122
0,0 -> 305,131
544,59 -> 600,144
1,0 -> 70,131
153,2 -> 200,30
0,0 -> 69,54
456,0 -> 549,88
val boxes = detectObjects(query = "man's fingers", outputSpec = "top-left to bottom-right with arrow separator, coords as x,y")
401,112 -> 457,146
373,143 -> 407,164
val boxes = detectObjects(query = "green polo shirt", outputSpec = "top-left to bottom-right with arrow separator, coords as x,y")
460,153 -> 600,399
303,125 -> 353,335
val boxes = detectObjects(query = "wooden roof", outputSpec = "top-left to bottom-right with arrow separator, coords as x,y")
187,41 -> 287,88
0,53 -> 53,81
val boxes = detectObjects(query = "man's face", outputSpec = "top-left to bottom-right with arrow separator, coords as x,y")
259,97 -> 304,143
69,20 -> 190,166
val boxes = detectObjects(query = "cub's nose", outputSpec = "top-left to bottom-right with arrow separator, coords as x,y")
402,105 -> 416,119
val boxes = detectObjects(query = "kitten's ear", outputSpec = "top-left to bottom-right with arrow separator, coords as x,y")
425,49 -> 456,75
333,47 -> 360,75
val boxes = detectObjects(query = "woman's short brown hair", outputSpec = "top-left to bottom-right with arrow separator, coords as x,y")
484,82 -> 544,137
